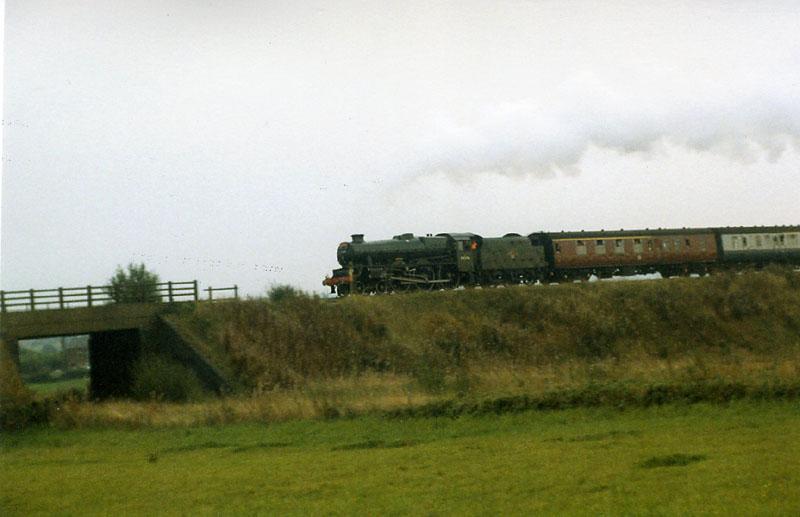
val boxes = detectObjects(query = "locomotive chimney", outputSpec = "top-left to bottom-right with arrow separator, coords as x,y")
351,234 -> 364,243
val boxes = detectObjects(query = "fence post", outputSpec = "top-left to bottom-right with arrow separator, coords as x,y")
193,280 -> 198,301
29,289 -> 35,311
234,285 -> 239,299
1,291 -> 5,313
87,285 -> 93,307
168,281 -> 173,302
207,286 -> 213,301
59,287 -> 64,309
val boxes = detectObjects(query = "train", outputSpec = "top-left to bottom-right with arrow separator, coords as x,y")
322,225 -> 800,296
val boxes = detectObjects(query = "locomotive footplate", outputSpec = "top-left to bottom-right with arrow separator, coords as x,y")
389,275 -> 450,285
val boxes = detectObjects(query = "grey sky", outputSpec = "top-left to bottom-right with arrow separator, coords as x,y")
2,0 -> 799,295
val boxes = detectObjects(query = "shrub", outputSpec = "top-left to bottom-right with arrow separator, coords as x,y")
108,263 -> 161,303
267,284 -> 305,304
1,347 -> 39,430
131,355 -> 205,402
411,352 -> 448,393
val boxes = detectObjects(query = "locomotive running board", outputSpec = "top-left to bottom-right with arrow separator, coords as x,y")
388,276 -> 450,285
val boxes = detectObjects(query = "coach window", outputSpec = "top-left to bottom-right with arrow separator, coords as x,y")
756,235 -> 762,248
674,239 -> 680,250
596,240 -> 606,254
555,243 -> 562,254
700,238 -> 707,251
741,236 -> 748,248
576,240 -> 587,256
662,240 -> 670,251
685,238 -> 691,247
614,239 -> 624,254
633,238 -> 643,253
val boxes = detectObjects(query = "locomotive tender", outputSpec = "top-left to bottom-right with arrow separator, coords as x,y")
323,225 -> 800,296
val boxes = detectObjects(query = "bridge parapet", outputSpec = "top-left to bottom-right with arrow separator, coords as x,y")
1,303 -> 165,340
1,281 -> 238,313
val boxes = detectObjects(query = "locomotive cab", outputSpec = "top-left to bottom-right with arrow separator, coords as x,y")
436,233 -> 482,283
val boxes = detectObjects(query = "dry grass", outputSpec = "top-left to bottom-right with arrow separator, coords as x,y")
468,348 -> 800,395
45,373 -> 439,428
36,347 -> 800,428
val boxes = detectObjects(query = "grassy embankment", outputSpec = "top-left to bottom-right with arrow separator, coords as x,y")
2,267 -> 799,428
2,401 -> 799,514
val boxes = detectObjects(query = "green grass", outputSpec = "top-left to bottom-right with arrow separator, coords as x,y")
25,377 -> 88,395
3,400 -> 799,515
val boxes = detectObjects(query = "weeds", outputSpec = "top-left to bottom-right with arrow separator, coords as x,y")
130,355 -> 205,402
638,453 -> 708,468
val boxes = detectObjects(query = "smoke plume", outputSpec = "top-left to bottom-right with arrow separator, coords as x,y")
413,82 -> 800,180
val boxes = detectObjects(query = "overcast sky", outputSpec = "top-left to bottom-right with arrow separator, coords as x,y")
2,0 -> 799,295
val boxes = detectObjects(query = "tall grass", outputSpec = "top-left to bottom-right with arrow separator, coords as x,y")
178,293 -> 399,391
176,268 -> 800,392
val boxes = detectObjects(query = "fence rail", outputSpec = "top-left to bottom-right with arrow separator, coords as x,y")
0,281 -> 238,312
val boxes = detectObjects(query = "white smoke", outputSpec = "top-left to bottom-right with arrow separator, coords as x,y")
412,78 -> 800,180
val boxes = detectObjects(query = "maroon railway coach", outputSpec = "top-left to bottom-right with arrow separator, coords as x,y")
539,228 -> 719,279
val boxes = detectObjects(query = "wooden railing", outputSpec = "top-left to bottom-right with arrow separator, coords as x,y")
205,285 -> 238,301
0,281 -> 239,312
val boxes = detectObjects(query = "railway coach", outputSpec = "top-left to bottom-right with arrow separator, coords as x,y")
539,228 -> 718,280
716,226 -> 800,266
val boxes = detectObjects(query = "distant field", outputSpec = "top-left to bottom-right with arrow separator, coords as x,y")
2,401 -> 799,514
25,377 -> 88,395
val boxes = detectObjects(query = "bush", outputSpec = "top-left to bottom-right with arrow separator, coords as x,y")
131,355 -> 205,402
411,350 -> 448,393
108,263 -> 161,303
0,346 -> 44,430
267,284 -> 305,304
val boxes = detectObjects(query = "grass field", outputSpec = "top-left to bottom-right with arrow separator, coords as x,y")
3,400 -> 799,515
25,377 -> 89,396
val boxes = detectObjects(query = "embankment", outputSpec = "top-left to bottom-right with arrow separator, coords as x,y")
178,267 -> 800,392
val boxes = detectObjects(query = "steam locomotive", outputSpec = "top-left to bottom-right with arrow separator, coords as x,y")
323,226 -> 800,296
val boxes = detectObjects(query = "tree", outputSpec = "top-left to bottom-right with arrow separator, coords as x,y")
108,263 -> 162,303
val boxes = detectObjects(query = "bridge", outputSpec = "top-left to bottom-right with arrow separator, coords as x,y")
1,281 -> 237,398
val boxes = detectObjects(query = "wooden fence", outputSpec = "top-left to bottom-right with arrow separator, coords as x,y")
0,281 -> 238,312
